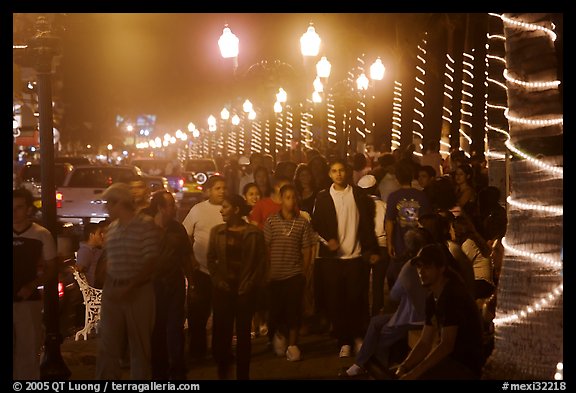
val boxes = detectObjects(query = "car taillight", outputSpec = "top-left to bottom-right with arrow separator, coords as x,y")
56,191 -> 63,208
58,282 -> 64,298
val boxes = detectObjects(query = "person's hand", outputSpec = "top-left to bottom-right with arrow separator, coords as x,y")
16,282 -> 36,301
369,253 -> 380,265
327,239 -> 340,252
387,243 -> 396,258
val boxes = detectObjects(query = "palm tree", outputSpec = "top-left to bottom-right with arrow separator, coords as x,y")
482,13 -> 563,380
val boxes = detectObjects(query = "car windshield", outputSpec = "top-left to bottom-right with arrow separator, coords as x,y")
184,160 -> 216,173
67,167 -> 136,188
21,165 -> 70,186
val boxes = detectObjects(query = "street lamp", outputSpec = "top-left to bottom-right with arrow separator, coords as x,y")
316,56 -> 332,79
218,25 -> 239,73
25,14 -> 70,380
300,24 -> 321,58
370,57 -> 385,81
242,100 -> 253,153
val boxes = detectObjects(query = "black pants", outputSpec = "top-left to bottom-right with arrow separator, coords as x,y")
268,275 -> 305,338
187,270 -> 212,359
322,257 -> 370,347
151,274 -> 187,380
211,288 -> 255,380
371,246 -> 390,316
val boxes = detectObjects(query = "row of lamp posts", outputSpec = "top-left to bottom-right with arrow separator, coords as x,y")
215,23 -> 386,161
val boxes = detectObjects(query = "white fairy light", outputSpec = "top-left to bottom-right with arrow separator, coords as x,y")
503,69 -> 561,90
504,108 -> 563,127
497,13 -> 557,42
507,196 -> 563,215
487,77 -> 508,90
501,237 -> 562,270
493,283 -> 563,326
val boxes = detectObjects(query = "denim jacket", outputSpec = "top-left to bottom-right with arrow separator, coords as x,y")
207,223 -> 267,295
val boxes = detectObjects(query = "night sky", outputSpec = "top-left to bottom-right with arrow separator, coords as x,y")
53,13 -> 427,142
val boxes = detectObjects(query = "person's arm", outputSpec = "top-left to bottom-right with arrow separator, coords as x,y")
75,246 -> 90,273
17,256 -> 57,301
385,219 -> 396,258
182,208 -> 200,270
395,324 -> 436,377
399,325 -> 458,380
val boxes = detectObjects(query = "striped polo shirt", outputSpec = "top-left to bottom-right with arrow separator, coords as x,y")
263,212 -> 316,281
104,212 -> 161,281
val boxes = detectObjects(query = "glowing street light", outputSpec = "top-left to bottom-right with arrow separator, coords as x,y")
313,76 -> 324,93
187,122 -> 196,132
370,58 -> 385,81
316,56 -> 331,78
276,88 -> 287,103
220,108 -> 230,121
231,114 -> 240,126
312,90 -> 322,103
218,25 -> 239,74
218,25 -> 239,59
274,101 -> 283,114
300,24 -> 321,57
208,114 -> 217,132
356,73 -> 369,91
248,110 -> 257,120
242,99 -> 253,113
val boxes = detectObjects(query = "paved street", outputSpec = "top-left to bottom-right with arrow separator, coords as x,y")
61,331 -> 355,380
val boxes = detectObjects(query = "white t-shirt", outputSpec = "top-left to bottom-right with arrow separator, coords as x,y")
329,184 -> 361,259
461,238 -> 493,284
182,200 -> 224,274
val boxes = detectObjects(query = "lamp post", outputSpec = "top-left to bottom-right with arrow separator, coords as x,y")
242,99 -> 253,154
368,57 -> 385,147
218,25 -> 239,74
219,108 -> 229,157
27,14 -> 70,380
300,24 -> 321,154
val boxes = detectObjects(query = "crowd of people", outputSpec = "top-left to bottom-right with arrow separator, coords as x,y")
13,144 -> 508,380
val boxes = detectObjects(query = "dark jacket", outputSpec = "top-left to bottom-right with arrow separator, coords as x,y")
312,185 -> 379,259
207,223 -> 267,295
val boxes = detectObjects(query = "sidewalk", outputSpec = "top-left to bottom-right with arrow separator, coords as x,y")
60,331 -> 351,380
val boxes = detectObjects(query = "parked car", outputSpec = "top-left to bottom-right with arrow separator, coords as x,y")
56,165 -> 141,226
19,162 -> 73,209
54,156 -> 92,166
178,158 -> 219,207
142,174 -> 171,194
131,158 -> 184,193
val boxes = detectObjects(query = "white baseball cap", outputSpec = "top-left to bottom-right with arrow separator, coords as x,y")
358,174 -> 377,189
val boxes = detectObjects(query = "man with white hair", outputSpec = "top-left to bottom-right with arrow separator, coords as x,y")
95,182 -> 161,380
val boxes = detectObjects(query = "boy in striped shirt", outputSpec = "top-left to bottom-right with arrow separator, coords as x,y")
263,184 -> 316,361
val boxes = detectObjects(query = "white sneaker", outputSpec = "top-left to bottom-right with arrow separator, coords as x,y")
339,344 -> 352,358
273,333 -> 287,357
286,345 -> 302,361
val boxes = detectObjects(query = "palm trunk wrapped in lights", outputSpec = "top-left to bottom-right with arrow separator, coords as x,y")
482,12 -> 563,380
485,15 -> 510,198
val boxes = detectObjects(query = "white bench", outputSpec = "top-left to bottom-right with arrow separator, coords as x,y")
72,270 -> 102,341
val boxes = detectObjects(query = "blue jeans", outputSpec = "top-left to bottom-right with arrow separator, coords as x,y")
355,313 -> 412,369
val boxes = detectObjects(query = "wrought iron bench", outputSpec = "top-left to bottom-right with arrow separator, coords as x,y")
72,269 -> 102,341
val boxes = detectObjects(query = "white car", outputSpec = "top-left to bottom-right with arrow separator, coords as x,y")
56,165 -> 142,226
